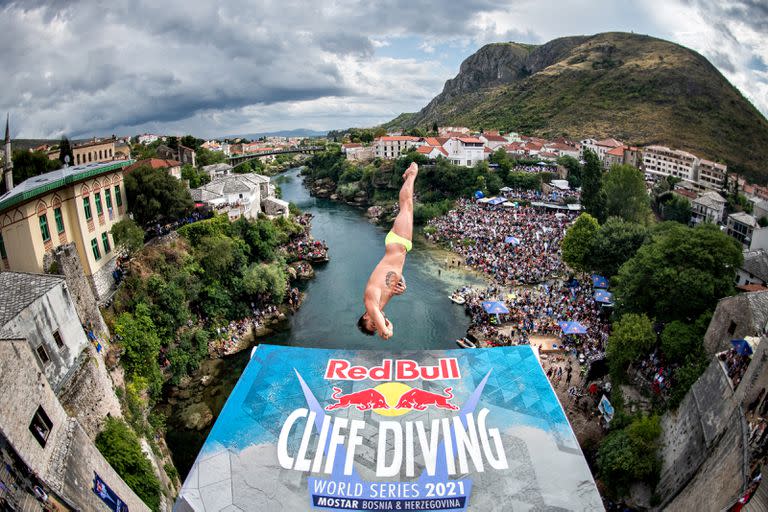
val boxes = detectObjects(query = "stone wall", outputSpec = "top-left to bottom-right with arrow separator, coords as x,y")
90,253 -> 118,303
45,243 -> 108,335
57,343 -> 122,440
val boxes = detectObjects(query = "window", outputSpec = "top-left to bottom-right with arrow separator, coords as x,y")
39,214 -> 51,242
29,407 -> 53,447
114,185 -> 122,207
102,232 -> 110,253
94,192 -> 103,215
728,321 -> 737,335
0,233 -> 6,259
36,345 -> 50,364
91,238 -> 101,260
83,197 -> 92,220
53,330 -> 63,348
105,189 -> 112,210
54,207 -> 64,233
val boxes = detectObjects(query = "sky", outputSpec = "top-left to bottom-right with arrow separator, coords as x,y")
1,0 -> 767,139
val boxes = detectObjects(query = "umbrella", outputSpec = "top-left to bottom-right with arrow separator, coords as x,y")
559,321 -> 587,335
482,301 -> 510,315
592,274 -> 609,289
504,236 -> 521,245
594,289 -> 613,304
731,339 -> 753,356
474,190 -> 485,199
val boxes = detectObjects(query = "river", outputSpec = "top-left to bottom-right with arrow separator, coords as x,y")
163,168 -> 485,476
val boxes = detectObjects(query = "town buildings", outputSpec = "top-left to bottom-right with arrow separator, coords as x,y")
373,136 -> 423,159
190,173 -> 288,220
725,211 -> 768,250
71,138 -> 117,166
0,159 -> 133,301
642,145 -> 727,191
125,158 -> 182,179
691,191 -> 727,225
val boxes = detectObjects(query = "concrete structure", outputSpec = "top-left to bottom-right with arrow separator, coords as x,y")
580,137 -> 623,161
202,162 -> 233,179
737,250 -> 768,287
157,144 -> 197,167
703,291 -> 768,355
698,159 -> 727,190
262,197 -> 289,218
643,145 -> 699,183
726,212 -> 768,250
0,337 -> 149,511
125,157 -> 182,179
373,136 -> 423,159
478,133 -> 508,150
2,114 -> 13,192
190,173 -> 274,220
691,191 -> 727,225
442,137 -> 487,167
72,138 -> 117,166
0,273 -> 89,393
0,159 -> 133,301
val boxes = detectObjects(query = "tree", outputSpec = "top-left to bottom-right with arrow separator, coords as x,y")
181,164 -> 209,188
558,155 -> 582,188
114,303 -> 162,379
659,194 -> 692,224
124,164 -> 194,225
606,313 -> 655,380
431,121 -> 438,134
196,147 -> 227,167
111,219 -> 145,255
58,136 -> 74,166
597,415 -> 662,494
603,164 -> 651,224
243,262 -> 288,303
96,418 -> 161,511
180,135 -> 201,150
614,222 -> 743,322
589,217 -> 648,278
10,149 -> 60,184
561,213 -> 599,272
581,149 -> 606,222
660,311 -> 711,365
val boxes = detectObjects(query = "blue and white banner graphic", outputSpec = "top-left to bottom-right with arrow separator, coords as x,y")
175,345 -> 602,511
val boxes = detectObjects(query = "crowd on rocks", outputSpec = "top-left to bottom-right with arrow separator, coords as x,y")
720,347 -> 751,388
211,303 -> 284,356
427,200 -> 574,284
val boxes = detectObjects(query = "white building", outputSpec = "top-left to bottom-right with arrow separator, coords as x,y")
479,133 -> 508,150
643,145 -> 699,183
726,212 -> 768,250
416,145 -> 448,159
698,159 -> 727,190
736,249 -> 768,287
691,191 -> 727,225
580,138 -> 623,161
202,163 -> 233,179
190,173 -> 288,220
373,136 -> 423,159
442,137 -> 487,167
137,133 -> 160,145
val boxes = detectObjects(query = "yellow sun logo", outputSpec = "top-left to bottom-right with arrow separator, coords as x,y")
372,382 -> 412,416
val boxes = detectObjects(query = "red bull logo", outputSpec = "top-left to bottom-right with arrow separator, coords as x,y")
394,387 -> 459,411
325,387 -> 389,411
324,358 -> 460,381
325,385 -> 458,414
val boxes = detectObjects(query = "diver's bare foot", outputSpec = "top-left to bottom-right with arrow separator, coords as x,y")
403,162 -> 418,180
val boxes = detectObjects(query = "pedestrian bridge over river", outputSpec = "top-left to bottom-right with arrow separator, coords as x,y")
228,146 -> 323,168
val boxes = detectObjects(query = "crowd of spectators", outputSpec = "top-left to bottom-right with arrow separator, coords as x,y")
427,199 -> 575,284
720,347 -> 751,388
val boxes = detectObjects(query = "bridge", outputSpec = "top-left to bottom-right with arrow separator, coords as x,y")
227,146 -> 323,167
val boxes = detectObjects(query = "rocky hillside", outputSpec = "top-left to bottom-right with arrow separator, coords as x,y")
385,32 -> 768,183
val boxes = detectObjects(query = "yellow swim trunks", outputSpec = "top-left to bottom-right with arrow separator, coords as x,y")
385,231 -> 412,252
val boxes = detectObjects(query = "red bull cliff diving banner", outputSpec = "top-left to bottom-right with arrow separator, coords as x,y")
175,345 -> 602,511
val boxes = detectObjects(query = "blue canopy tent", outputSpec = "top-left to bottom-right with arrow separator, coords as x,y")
566,278 -> 580,288
474,190 -> 485,199
592,274 -> 609,289
488,197 -> 507,206
559,321 -> 588,335
731,339 -> 753,356
594,289 -> 613,304
504,236 -> 521,246
482,301 -> 510,323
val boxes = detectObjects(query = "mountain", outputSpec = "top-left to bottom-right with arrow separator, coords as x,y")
224,129 -> 327,139
385,32 -> 768,183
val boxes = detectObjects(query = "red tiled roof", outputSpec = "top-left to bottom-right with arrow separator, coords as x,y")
606,146 -> 625,156
416,146 -> 434,154
342,143 -> 363,148
482,134 -> 507,142
738,283 -> 768,292
596,138 -> 623,148
674,189 -> 698,199
125,158 -> 181,172
484,147 -> 493,153
423,137 -> 441,146
458,137 -> 483,144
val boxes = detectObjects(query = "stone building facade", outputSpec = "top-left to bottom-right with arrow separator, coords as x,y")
72,138 -> 117,166
0,338 -> 149,511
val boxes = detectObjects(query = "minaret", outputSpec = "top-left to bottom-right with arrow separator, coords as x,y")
3,114 -> 12,191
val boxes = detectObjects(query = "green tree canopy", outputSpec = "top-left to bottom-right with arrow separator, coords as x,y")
111,218 -> 145,255
10,149 -> 60,185
561,213 -> 599,273
614,222 -> 743,322
58,136 -> 74,166
606,313 -> 656,380
597,415 -> 662,494
124,164 -> 193,226
196,147 -> 227,167
589,217 -> 648,278
580,149 -> 606,222
603,164 -> 651,224
658,193 -> 692,224
96,418 -> 161,511
558,155 -> 582,188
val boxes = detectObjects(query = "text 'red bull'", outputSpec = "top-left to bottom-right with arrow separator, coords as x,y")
324,358 -> 460,381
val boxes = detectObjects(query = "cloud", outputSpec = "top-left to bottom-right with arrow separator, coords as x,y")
0,0 -> 766,138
